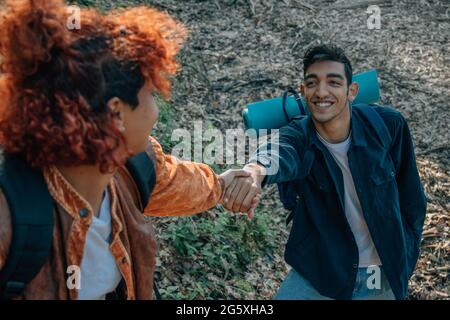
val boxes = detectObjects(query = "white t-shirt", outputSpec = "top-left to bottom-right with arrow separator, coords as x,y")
77,189 -> 123,300
317,132 -> 382,267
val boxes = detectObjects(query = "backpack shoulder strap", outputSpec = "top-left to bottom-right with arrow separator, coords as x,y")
124,151 -> 160,299
282,87 -> 307,122
355,104 -> 392,149
0,153 -> 54,300
125,152 -> 157,211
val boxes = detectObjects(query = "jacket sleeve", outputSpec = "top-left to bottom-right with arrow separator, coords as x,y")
390,116 -> 427,234
389,114 -> 427,276
143,137 -> 223,217
249,121 -> 306,186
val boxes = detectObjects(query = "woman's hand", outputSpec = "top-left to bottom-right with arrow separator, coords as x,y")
218,168 -> 262,219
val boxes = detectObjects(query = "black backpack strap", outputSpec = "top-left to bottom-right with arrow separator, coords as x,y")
0,153 -> 54,300
355,104 -> 392,149
125,152 -> 157,211
282,87 -> 306,123
124,151 -> 160,299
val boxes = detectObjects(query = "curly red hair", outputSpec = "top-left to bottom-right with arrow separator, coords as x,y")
0,0 -> 186,173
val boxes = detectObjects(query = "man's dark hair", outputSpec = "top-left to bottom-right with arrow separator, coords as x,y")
303,44 -> 353,86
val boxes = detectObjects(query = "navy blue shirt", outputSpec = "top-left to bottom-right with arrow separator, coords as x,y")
252,104 -> 427,299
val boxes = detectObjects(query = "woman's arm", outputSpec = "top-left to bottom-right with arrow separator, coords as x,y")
143,137 -> 223,217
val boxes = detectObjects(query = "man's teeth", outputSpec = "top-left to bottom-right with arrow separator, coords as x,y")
316,102 -> 333,107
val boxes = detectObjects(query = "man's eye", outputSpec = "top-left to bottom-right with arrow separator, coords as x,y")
306,82 -> 315,87
330,81 -> 341,86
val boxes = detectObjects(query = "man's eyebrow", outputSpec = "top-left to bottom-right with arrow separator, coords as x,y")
304,73 -> 345,80
304,74 -> 318,80
326,73 -> 345,80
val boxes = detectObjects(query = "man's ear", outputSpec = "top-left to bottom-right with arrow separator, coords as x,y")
107,97 -> 126,132
348,82 -> 359,103
299,83 -> 305,98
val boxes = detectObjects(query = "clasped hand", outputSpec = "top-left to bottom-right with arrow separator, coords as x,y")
218,164 -> 265,219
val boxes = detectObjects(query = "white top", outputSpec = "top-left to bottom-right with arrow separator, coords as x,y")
77,189 -> 123,300
317,132 -> 382,267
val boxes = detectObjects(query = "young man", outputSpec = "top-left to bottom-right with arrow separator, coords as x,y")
222,45 -> 427,300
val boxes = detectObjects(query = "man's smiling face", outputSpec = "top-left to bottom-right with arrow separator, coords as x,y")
300,60 -> 356,124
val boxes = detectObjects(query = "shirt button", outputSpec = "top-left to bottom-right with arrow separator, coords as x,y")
121,257 -> 128,264
353,264 -> 358,269
390,171 -> 395,177
79,208 -> 89,218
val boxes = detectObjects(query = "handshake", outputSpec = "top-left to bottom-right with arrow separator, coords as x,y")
218,163 -> 267,219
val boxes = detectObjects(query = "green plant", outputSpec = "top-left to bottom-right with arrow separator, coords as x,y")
160,208 -> 279,299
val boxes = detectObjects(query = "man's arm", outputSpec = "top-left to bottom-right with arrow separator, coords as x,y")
222,122 -> 306,213
388,114 -> 427,235
387,112 -> 427,277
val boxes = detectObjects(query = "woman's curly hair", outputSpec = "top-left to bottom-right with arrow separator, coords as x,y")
0,0 -> 186,173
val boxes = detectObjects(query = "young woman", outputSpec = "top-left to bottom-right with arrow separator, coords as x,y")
0,0 -> 258,299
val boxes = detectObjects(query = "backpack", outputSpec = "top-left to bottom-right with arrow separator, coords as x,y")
278,89 -> 392,225
0,151 -> 158,300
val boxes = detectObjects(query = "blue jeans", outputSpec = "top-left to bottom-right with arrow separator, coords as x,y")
274,267 -> 396,300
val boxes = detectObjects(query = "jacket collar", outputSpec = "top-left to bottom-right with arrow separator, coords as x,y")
43,166 -> 118,223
